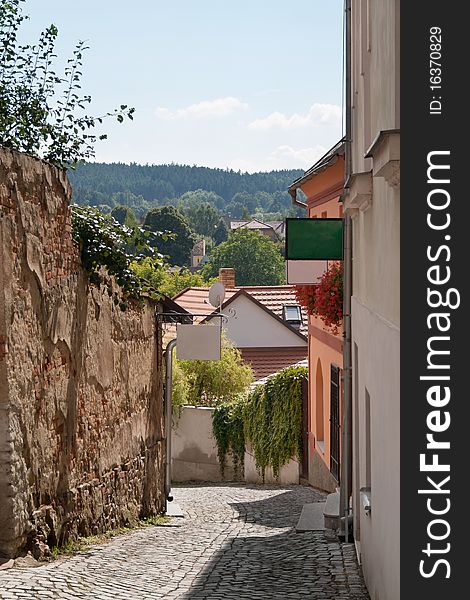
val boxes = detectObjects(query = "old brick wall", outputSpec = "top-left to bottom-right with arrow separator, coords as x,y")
0,148 -> 165,559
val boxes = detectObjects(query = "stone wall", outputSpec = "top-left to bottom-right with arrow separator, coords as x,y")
0,149 -> 165,560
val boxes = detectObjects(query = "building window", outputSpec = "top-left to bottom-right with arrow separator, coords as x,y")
316,359 -> 324,452
321,211 -> 328,219
354,343 -> 361,541
365,388 -> 371,488
283,305 -> 303,328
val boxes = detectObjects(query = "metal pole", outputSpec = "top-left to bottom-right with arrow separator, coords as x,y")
164,338 -> 177,504
340,213 -> 353,542
339,0 -> 353,542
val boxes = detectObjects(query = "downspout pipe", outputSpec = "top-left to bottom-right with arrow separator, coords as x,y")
340,213 -> 353,541
345,0 -> 352,182
339,0 -> 353,542
164,338 -> 177,504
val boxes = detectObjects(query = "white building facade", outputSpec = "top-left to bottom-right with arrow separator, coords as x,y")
343,2 -> 400,600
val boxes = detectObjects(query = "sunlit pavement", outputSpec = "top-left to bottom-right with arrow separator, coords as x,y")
0,483 -> 370,600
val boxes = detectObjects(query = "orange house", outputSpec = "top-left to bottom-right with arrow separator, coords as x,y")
288,140 -> 345,492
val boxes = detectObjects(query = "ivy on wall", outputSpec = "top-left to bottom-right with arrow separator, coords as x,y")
212,365 -> 307,480
244,365 -> 306,479
212,399 -> 246,479
71,205 -> 164,308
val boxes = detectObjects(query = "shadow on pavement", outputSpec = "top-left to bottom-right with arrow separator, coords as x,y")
180,529 -> 369,600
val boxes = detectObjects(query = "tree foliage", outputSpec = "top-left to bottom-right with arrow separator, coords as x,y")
71,206 -> 163,308
69,163 -> 303,205
111,205 -> 138,227
177,337 -> 254,407
144,206 -> 196,266
130,258 -> 216,298
0,0 -> 134,167
202,229 -> 285,286
213,218 -> 229,246
183,202 -> 221,238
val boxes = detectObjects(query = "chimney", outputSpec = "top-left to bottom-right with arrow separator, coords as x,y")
219,268 -> 235,288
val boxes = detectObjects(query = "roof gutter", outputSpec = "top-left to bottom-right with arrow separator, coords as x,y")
288,187 -> 308,209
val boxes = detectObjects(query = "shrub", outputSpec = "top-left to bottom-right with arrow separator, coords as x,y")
177,336 -> 254,406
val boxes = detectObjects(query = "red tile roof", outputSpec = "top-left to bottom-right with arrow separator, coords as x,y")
173,285 -> 308,335
240,348 -> 308,382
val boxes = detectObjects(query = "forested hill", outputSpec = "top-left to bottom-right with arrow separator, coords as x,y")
68,162 -> 304,220
69,163 -> 303,202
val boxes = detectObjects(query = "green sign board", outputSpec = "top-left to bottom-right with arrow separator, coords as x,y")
286,218 -> 343,260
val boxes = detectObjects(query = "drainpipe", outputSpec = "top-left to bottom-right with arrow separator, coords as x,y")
345,0 -> 352,181
339,0 -> 353,542
340,213 -> 352,541
164,338 -> 177,504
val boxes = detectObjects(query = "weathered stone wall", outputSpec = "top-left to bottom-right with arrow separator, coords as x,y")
0,149 -> 165,559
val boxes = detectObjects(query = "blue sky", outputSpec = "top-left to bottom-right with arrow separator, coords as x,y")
21,0 -> 344,171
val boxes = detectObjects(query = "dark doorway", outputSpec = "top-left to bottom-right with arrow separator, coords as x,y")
330,364 -> 341,482
301,377 -> 309,480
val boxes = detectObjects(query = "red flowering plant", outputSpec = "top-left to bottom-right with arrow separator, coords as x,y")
294,262 -> 344,334
293,284 -> 316,314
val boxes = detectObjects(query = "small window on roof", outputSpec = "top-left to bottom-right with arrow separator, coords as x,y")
283,305 -> 303,328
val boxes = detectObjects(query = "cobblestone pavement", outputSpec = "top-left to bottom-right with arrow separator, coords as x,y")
0,483 -> 370,600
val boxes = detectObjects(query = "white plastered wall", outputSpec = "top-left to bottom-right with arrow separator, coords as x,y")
221,294 -> 306,348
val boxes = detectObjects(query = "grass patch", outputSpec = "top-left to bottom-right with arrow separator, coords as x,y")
50,515 -> 170,558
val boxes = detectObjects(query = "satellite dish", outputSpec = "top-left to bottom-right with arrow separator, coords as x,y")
208,282 -> 226,308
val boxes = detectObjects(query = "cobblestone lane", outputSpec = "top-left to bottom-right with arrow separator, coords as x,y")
0,484 -> 370,600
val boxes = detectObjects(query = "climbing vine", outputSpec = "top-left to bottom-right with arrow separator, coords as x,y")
71,205 -> 165,308
244,365 -> 307,479
212,398 -> 246,479
212,365 -> 307,481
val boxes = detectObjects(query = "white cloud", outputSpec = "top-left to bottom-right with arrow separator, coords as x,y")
228,145 -> 327,173
248,103 -> 341,131
268,144 -> 327,168
155,97 -> 248,120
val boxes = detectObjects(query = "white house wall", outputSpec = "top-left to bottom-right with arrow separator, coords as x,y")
352,295 -> 400,600
349,2 -> 400,599
220,294 -> 306,348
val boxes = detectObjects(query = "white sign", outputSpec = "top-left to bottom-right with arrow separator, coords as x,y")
176,324 -> 221,360
286,259 -> 328,284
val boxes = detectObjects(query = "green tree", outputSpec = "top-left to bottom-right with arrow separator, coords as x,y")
201,229 -> 285,286
144,206 -> 197,266
0,0 -> 134,167
231,191 -> 257,214
111,205 -> 138,227
183,202 -> 220,238
130,258 -> 216,298
213,219 -> 229,246
225,201 -> 245,219
178,189 -> 225,211
178,336 -> 254,406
